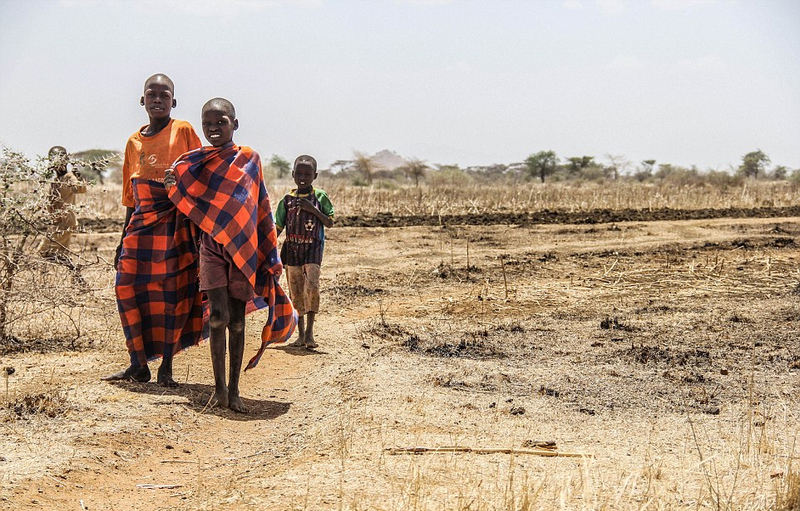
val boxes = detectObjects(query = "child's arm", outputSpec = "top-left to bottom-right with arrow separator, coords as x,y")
274,198 -> 287,237
297,198 -> 333,228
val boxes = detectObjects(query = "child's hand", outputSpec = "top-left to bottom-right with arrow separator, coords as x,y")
297,198 -> 317,213
164,169 -> 176,191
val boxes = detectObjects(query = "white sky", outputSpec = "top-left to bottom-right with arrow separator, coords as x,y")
1,0 -> 798,170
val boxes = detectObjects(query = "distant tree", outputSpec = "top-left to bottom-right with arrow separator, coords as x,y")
565,156 -> 595,176
524,150 -> 559,183
738,150 -> 770,179
269,154 -> 291,178
604,154 -> 631,181
70,149 -> 122,184
634,159 -> 656,182
399,158 -> 429,187
435,164 -> 462,173
770,164 -> 788,181
352,151 -> 380,185
330,160 -> 351,174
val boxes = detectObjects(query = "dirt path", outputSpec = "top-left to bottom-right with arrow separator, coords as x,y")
2,216 -> 800,510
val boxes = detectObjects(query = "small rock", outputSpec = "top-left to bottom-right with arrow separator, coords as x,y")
579,408 -> 596,416
488,402 -> 496,408
165,445 -> 174,450
510,406 -> 525,416
3,367 -> 14,376
720,368 -> 729,375
704,406 -> 720,415
539,386 -> 560,398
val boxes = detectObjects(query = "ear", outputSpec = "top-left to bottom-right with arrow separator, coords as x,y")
233,119 -> 239,131
172,98 -> 177,108
140,96 -> 145,106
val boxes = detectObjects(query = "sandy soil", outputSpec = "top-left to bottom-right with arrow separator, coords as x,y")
1,214 -> 799,510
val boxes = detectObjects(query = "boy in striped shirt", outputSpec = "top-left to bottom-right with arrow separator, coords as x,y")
275,155 -> 334,350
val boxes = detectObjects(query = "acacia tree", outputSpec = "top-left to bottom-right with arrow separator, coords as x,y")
400,158 -> 429,187
604,154 -> 631,181
524,150 -> 559,183
738,150 -> 770,179
352,151 -> 380,185
0,148 -> 112,342
269,154 -> 291,179
565,156 -> 595,176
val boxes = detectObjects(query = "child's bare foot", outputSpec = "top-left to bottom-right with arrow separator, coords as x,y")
102,365 -> 151,382
228,393 -> 247,413
287,332 -> 306,348
211,389 -> 229,408
156,360 -> 178,388
157,372 -> 179,387
305,334 -> 318,350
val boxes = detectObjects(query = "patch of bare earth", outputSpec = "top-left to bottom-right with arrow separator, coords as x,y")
1,217 -> 799,510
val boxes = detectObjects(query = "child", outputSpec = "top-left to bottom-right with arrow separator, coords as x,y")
103,74 -> 204,386
166,98 -> 296,412
38,145 -> 87,286
275,155 -> 334,349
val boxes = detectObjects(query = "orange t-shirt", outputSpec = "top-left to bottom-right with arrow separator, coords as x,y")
121,118 -> 202,208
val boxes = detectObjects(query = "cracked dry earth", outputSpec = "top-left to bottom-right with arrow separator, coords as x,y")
2,215 -> 800,510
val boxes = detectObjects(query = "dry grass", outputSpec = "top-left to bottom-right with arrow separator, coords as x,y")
82,180 -> 800,223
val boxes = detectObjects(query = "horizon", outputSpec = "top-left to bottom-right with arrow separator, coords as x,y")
1,0 -> 798,171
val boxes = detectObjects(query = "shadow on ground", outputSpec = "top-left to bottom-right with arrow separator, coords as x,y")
105,380 -> 290,421
271,345 -> 326,357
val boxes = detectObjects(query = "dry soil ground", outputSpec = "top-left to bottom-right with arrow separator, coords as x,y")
1,214 -> 799,510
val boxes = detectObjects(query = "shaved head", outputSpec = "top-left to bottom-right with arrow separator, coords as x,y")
48,145 -> 67,158
143,73 -> 174,94
202,97 -> 236,119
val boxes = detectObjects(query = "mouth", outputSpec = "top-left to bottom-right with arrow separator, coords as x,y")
209,134 -> 221,140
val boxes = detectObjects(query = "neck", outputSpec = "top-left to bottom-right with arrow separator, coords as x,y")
297,185 -> 313,194
143,117 -> 171,136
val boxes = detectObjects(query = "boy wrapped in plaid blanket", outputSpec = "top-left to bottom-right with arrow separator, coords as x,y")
166,97 -> 296,412
105,74 -> 203,386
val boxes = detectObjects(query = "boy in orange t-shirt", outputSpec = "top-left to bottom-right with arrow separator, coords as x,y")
104,74 -> 203,386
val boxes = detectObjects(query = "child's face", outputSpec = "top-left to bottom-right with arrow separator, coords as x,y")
48,146 -> 68,174
292,164 -> 317,188
141,81 -> 175,121
201,109 -> 237,147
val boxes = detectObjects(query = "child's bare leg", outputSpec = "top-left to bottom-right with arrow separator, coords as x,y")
227,297 -> 247,413
304,312 -> 317,349
207,287 -> 230,408
157,351 -> 178,387
288,315 -> 306,347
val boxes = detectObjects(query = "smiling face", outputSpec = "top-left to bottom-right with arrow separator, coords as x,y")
141,78 -> 175,121
293,164 -> 317,188
201,108 -> 237,147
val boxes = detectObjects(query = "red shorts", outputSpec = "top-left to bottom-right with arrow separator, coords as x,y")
198,232 -> 254,302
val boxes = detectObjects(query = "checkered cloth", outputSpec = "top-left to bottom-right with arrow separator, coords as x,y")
169,143 -> 297,369
115,178 -> 204,366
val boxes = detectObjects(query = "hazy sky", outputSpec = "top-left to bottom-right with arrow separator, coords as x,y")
1,0 -> 798,170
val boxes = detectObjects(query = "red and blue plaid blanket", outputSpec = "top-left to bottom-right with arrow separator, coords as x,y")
169,143 -> 297,369
115,178 -> 204,366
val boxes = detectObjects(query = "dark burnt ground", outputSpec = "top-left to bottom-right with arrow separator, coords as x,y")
337,206 -> 800,228
82,205 -> 800,232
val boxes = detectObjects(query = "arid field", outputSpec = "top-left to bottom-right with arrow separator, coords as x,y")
1,180 -> 799,510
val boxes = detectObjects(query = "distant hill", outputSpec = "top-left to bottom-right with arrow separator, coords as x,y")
370,149 -> 406,171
